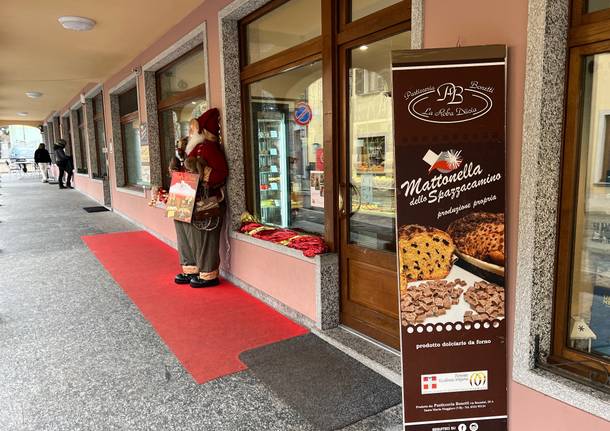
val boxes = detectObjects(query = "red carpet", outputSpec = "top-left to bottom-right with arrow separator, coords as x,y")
82,231 -> 308,384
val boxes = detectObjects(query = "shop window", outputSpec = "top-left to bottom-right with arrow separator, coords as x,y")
573,0 -> 610,26
348,32 -> 410,251
598,114 -> 610,183
244,0 -> 321,65
246,61 -> 324,234
92,93 -> 107,178
157,48 -> 208,189
350,0 -> 402,22
119,87 -> 148,186
62,116 -> 72,152
157,49 -> 206,101
554,8 -> 610,381
562,53 -> 610,363
75,108 -> 88,174
587,0 -> 610,13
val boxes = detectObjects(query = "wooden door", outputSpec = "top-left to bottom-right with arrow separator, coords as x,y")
338,30 -> 411,349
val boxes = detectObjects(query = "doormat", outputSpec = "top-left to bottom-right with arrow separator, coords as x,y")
82,231 -> 307,384
239,333 -> 402,430
83,206 -> 110,213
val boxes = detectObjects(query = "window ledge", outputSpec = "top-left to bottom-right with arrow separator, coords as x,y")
230,231 -> 326,264
75,172 -> 90,178
116,185 -> 146,197
513,366 -> 610,420
593,182 -> 610,187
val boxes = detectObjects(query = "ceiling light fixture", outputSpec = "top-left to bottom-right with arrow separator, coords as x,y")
25,91 -> 43,98
16,112 -> 29,117
359,45 -> 369,51
58,16 -> 96,32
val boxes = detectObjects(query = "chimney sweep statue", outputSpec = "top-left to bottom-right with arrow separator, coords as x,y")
173,108 -> 228,288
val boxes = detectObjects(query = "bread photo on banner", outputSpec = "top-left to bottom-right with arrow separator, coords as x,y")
398,224 -> 456,285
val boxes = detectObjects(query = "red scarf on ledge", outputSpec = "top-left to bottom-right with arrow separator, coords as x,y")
240,221 -> 327,258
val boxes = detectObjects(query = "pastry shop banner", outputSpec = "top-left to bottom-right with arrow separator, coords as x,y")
391,45 -> 508,431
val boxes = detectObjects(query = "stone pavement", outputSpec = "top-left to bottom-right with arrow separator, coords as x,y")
0,174 -> 402,431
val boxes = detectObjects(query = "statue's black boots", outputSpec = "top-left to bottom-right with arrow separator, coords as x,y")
175,273 -> 196,285
190,277 -> 220,288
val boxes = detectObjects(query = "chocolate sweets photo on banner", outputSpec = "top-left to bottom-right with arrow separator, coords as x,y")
391,45 -> 508,431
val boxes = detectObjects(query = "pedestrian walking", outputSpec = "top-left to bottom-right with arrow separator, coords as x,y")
54,139 -> 73,189
34,143 -> 52,183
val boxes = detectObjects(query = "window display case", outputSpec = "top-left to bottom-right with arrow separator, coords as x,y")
252,105 -> 289,227
247,61 -> 325,235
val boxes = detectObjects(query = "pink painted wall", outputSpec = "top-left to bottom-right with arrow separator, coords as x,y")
226,236 -> 318,321
112,189 -> 177,241
424,1 -> 608,430
73,175 -> 104,203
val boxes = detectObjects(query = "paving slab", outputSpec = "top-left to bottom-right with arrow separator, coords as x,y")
0,175 -> 402,430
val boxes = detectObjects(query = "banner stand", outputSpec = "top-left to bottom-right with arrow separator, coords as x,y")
391,45 -> 508,431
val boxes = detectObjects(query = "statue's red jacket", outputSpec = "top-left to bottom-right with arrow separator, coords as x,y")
185,132 -> 228,190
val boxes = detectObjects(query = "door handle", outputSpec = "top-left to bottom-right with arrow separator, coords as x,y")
339,183 -> 361,218
350,183 -> 361,217
339,183 -> 346,218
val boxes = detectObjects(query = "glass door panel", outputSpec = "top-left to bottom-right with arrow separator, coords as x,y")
350,0 -> 402,21
348,32 -> 410,252
587,0 -> 610,13
245,0 -> 321,64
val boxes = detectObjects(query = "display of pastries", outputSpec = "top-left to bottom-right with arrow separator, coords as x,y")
398,213 -> 506,325
398,225 -> 456,284
447,212 -> 505,266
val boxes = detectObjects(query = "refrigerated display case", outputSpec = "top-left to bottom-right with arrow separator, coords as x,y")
249,98 -> 325,234
252,103 -> 290,226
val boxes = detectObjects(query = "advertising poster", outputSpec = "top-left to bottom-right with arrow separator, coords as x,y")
310,170 -> 325,208
391,46 -> 508,431
166,171 -> 199,223
140,144 -> 151,184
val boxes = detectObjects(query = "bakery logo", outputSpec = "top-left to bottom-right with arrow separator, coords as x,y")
420,370 -> 488,394
469,371 -> 487,387
423,149 -> 463,174
405,82 -> 493,124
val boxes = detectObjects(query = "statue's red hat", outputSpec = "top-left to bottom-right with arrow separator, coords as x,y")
197,108 -> 220,137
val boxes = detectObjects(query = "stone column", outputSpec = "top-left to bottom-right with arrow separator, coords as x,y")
84,99 -> 98,176
69,109 -> 83,172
